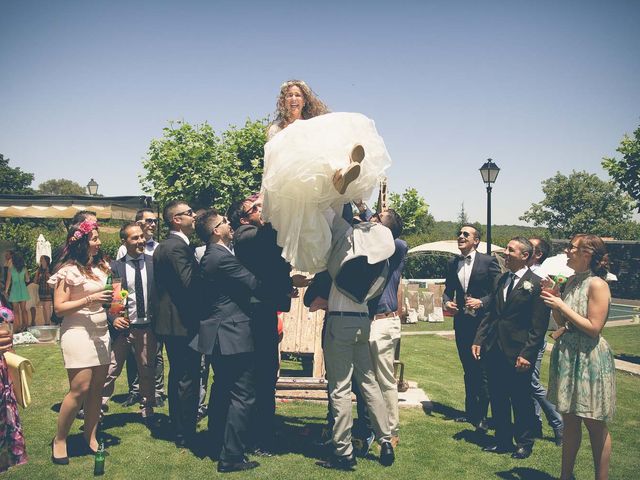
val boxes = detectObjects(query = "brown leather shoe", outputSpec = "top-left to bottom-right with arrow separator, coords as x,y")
390,435 -> 400,448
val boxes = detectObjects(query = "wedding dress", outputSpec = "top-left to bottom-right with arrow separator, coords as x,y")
261,112 -> 391,273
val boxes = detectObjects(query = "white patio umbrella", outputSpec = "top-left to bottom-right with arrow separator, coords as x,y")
540,253 -> 617,281
35,234 -> 52,263
408,239 -> 504,255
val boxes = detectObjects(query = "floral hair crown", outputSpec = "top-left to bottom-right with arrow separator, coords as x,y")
69,220 -> 98,243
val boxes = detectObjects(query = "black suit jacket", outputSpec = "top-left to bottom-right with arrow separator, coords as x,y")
107,254 -> 156,333
474,269 -> 550,365
442,251 -> 501,332
190,243 -> 266,356
233,223 -> 292,312
152,234 -> 202,338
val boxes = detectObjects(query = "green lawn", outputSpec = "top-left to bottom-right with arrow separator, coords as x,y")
7,335 -> 640,479
601,325 -> 640,362
401,316 -> 454,332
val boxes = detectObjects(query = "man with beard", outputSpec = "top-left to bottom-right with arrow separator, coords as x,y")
228,194 -> 308,455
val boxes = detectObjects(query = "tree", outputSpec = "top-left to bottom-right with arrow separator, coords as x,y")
387,187 -> 434,235
602,124 -> 640,212
520,170 -> 638,238
455,202 -> 469,231
0,154 -> 34,194
37,178 -> 86,195
140,119 -> 267,210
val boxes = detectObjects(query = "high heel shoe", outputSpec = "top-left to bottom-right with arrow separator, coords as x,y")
51,437 -> 69,465
350,144 -> 365,164
333,163 -> 361,194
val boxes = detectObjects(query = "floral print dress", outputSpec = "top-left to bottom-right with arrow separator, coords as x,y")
0,354 -> 28,472
547,271 -> 616,421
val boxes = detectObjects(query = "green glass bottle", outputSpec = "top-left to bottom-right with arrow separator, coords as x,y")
94,442 -> 105,476
102,274 -> 113,309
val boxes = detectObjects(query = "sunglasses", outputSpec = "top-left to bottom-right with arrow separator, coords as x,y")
457,231 -> 471,238
140,218 -> 158,225
241,204 -> 260,217
174,208 -> 194,218
213,217 -> 228,230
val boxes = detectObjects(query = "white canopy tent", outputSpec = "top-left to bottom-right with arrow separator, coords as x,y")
540,253 -> 618,282
408,239 -> 504,255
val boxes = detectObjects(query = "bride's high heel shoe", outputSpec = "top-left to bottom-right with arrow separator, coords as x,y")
350,144 -> 365,164
333,163 -> 361,194
333,144 -> 365,194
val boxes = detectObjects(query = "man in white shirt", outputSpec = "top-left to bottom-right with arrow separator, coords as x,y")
101,223 -> 158,424
116,209 -> 166,409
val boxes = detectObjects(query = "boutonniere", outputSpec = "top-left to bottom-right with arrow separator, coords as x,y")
522,280 -> 533,292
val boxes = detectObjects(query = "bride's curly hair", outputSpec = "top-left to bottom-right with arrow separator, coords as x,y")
573,234 -> 610,279
273,80 -> 329,129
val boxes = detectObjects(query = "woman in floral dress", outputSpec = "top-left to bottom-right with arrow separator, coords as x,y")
541,234 -> 615,480
0,291 -> 28,473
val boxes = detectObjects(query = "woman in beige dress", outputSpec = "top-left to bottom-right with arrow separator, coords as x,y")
48,221 -> 112,464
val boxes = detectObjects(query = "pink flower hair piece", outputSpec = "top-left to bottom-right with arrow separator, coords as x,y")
69,220 -> 98,243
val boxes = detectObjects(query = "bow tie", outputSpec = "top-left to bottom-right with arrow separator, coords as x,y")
458,255 -> 471,262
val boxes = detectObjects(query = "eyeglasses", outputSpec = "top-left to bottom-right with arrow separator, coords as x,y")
140,218 -> 158,225
213,217 -> 228,230
241,204 -> 260,217
174,208 -> 194,218
457,231 -> 471,238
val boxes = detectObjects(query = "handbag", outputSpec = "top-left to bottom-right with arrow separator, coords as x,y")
4,351 -> 34,408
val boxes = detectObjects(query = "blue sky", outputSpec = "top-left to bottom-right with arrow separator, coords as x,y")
1,0 -> 639,225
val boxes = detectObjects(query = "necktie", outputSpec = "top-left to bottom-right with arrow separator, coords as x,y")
506,272 -> 516,298
133,258 -> 146,318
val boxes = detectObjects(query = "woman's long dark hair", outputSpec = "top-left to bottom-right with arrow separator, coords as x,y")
58,222 -> 108,279
574,234 -> 610,279
12,251 -> 25,272
39,255 -> 52,274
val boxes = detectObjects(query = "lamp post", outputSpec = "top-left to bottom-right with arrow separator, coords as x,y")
86,178 -> 99,196
479,159 -> 500,255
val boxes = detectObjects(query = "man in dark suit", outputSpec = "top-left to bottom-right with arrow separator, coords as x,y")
191,209 -> 267,473
152,200 -> 202,448
101,222 -> 157,424
472,237 -> 550,459
228,195 -> 306,455
442,224 -> 501,432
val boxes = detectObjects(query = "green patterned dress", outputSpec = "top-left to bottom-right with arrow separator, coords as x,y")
547,271 -> 616,422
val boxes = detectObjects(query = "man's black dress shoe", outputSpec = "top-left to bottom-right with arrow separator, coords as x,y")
379,441 -> 395,466
155,396 -> 165,408
475,419 -> 489,435
217,459 -> 260,473
122,393 -> 140,407
453,416 -> 468,423
511,446 -> 532,459
251,447 -> 274,457
317,453 -> 357,471
482,444 -> 513,454
553,427 -> 563,446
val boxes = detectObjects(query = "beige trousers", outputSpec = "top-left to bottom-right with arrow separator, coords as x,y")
369,314 -> 401,436
324,312 -> 391,456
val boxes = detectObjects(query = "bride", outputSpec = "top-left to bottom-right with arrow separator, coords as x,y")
262,80 -> 392,273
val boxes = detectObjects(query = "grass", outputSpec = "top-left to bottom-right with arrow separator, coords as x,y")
6,335 -> 640,479
401,316 -> 454,332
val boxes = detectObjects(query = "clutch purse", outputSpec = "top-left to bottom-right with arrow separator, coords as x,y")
4,351 -> 34,408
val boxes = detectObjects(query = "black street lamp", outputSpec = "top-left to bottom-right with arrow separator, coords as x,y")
479,159 -> 500,255
86,178 -> 99,196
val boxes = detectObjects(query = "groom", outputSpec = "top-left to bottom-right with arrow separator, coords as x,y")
472,237 -> 550,459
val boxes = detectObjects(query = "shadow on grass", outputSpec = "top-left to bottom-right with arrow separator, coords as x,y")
428,400 -> 465,420
495,467 -> 555,479
452,428 -> 490,448
615,353 -> 640,365
272,413 -> 333,460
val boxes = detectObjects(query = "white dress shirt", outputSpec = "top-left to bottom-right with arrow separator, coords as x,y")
457,249 -> 477,293
123,254 -> 149,325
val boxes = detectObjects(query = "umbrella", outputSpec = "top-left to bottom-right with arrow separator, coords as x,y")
409,240 -> 504,255
540,253 -> 617,281
35,234 -> 52,264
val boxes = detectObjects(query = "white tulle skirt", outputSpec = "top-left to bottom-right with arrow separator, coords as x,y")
261,112 -> 392,273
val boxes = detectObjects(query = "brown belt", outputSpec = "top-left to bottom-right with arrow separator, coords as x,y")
373,312 -> 397,320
